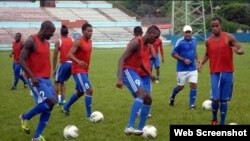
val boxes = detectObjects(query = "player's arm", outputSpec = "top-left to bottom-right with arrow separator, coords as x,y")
159,39 -> 164,63
172,44 -> 191,65
52,39 -> 60,75
227,33 -> 244,55
116,38 -> 139,89
19,36 -> 38,86
150,44 -> 157,59
68,39 -> 87,67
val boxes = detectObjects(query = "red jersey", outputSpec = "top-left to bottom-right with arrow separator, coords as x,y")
152,38 -> 162,54
12,40 -> 22,63
25,34 -> 51,78
72,36 -> 92,74
123,37 -> 144,73
138,44 -> 151,76
207,32 -> 234,73
59,37 -> 73,63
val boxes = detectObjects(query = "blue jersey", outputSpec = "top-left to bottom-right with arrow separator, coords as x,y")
172,37 -> 197,72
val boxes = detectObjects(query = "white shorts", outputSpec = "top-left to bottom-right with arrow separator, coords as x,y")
176,70 -> 198,86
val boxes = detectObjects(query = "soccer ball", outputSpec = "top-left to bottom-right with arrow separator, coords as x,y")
90,111 -> 104,123
229,122 -> 237,125
63,125 -> 79,139
142,125 -> 157,139
202,99 -> 212,110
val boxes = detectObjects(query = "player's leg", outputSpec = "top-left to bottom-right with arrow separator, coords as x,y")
169,72 -> 186,106
11,63 -> 19,90
219,72 -> 233,125
210,73 -> 220,125
188,70 -> 198,109
123,69 -> 144,135
155,54 -> 161,82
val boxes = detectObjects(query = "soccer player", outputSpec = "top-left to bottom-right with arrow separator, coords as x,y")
169,25 -> 200,109
150,36 -> 164,83
19,20 -> 56,141
61,23 -> 93,119
116,25 -> 160,135
198,17 -> 244,125
9,32 -> 28,90
53,25 -> 73,105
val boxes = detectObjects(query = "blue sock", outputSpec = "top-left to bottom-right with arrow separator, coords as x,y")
64,93 -> 78,111
34,110 -> 51,138
138,104 -> 150,130
85,95 -> 92,118
22,102 -> 50,120
189,89 -> 197,106
220,101 -> 227,125
127,98 -> 143,128
171,87 -> 180,99
211,101 -> 219,121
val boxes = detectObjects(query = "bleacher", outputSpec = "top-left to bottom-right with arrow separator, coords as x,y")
0,1 -> 170,50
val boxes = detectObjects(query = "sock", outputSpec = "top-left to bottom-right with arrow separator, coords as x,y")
85,95 -> 92,118
211,101 -> 219,121
138,104 -> 150,130
34,110 -> 51,138
189,89 -> 197,106
127,98 -> 143,128
22,102 -> 50,120
64,93 -> 78,111
171,87 -> 180,99
220,101 -> 227,125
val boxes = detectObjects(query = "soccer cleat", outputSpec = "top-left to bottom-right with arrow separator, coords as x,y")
24,84 -> 28,88
147,114 -> 152,118
11,86 -> 16,90
61,107 -> 70,116
133,129 -> 143,135
19,115 -> 30,134
124,127 -> 135,135
32,135 -> 46,141
58,100 -> 66,105
155,80 -> 159,83
169,97 -> 175,106
189,105 -> 196,110
211,119 -> 218,125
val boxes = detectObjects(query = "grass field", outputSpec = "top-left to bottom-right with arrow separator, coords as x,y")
0,43 -> 249,141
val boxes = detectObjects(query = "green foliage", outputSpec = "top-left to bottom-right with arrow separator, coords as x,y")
0,43 -> 250,141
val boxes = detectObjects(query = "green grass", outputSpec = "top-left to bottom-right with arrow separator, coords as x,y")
0,43 -> 249,141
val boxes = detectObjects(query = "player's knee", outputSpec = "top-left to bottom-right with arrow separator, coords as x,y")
212,99 -> 219,105
143,95 -> 152,105
76,91 -> 84,97
86,89 -> 93,96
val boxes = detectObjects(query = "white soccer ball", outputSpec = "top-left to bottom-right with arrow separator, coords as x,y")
63,125 -> 79,139
142,125 -> 157,139
90,111 -> 104,123
202,99 -> 212,110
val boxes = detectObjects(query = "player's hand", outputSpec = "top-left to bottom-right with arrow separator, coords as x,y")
232,46 -> 244,55
116,80 -> 123,89
31,77 -> 39,87
78,60 -> 88,68
197,63 -> 202,73
150,74 -> 156,82
183,58 -> 192,65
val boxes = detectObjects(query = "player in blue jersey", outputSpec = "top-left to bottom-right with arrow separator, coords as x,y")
169,25 -> 200,109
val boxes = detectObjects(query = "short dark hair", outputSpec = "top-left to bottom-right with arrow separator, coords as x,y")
82,23 -> 92,31
134,26 -> 143,36
61,25 -> 68,36
211,16 -> 222,24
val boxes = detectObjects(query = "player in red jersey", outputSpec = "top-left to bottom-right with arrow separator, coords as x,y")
198,17 -> 244,125
19,21 -> 56,141
116,25 -> 160,135
53,25 -> 73,105
150,37 -> 164,83
62,23 -> 94,119
9,32 -> 28,90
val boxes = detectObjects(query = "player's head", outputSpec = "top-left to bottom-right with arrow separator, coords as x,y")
183,25 -> 192,39
145,25 -> 160,44
134,26 -> 143,37
15,32 -> 22,42
210,16 -> 222,35
82,23 -> 93,40
61,25 -> 69,36
40,20 -> 56,40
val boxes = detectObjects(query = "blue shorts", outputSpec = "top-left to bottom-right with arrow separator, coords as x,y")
55,62 -> 72,83
210,72 -> 234,101
123,68 -> 145,98
73,73 -> 92,94
28,78 -> 56,104
150,54 -> 160,69
13,63 -> 23,79
141,75 -> 151,95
